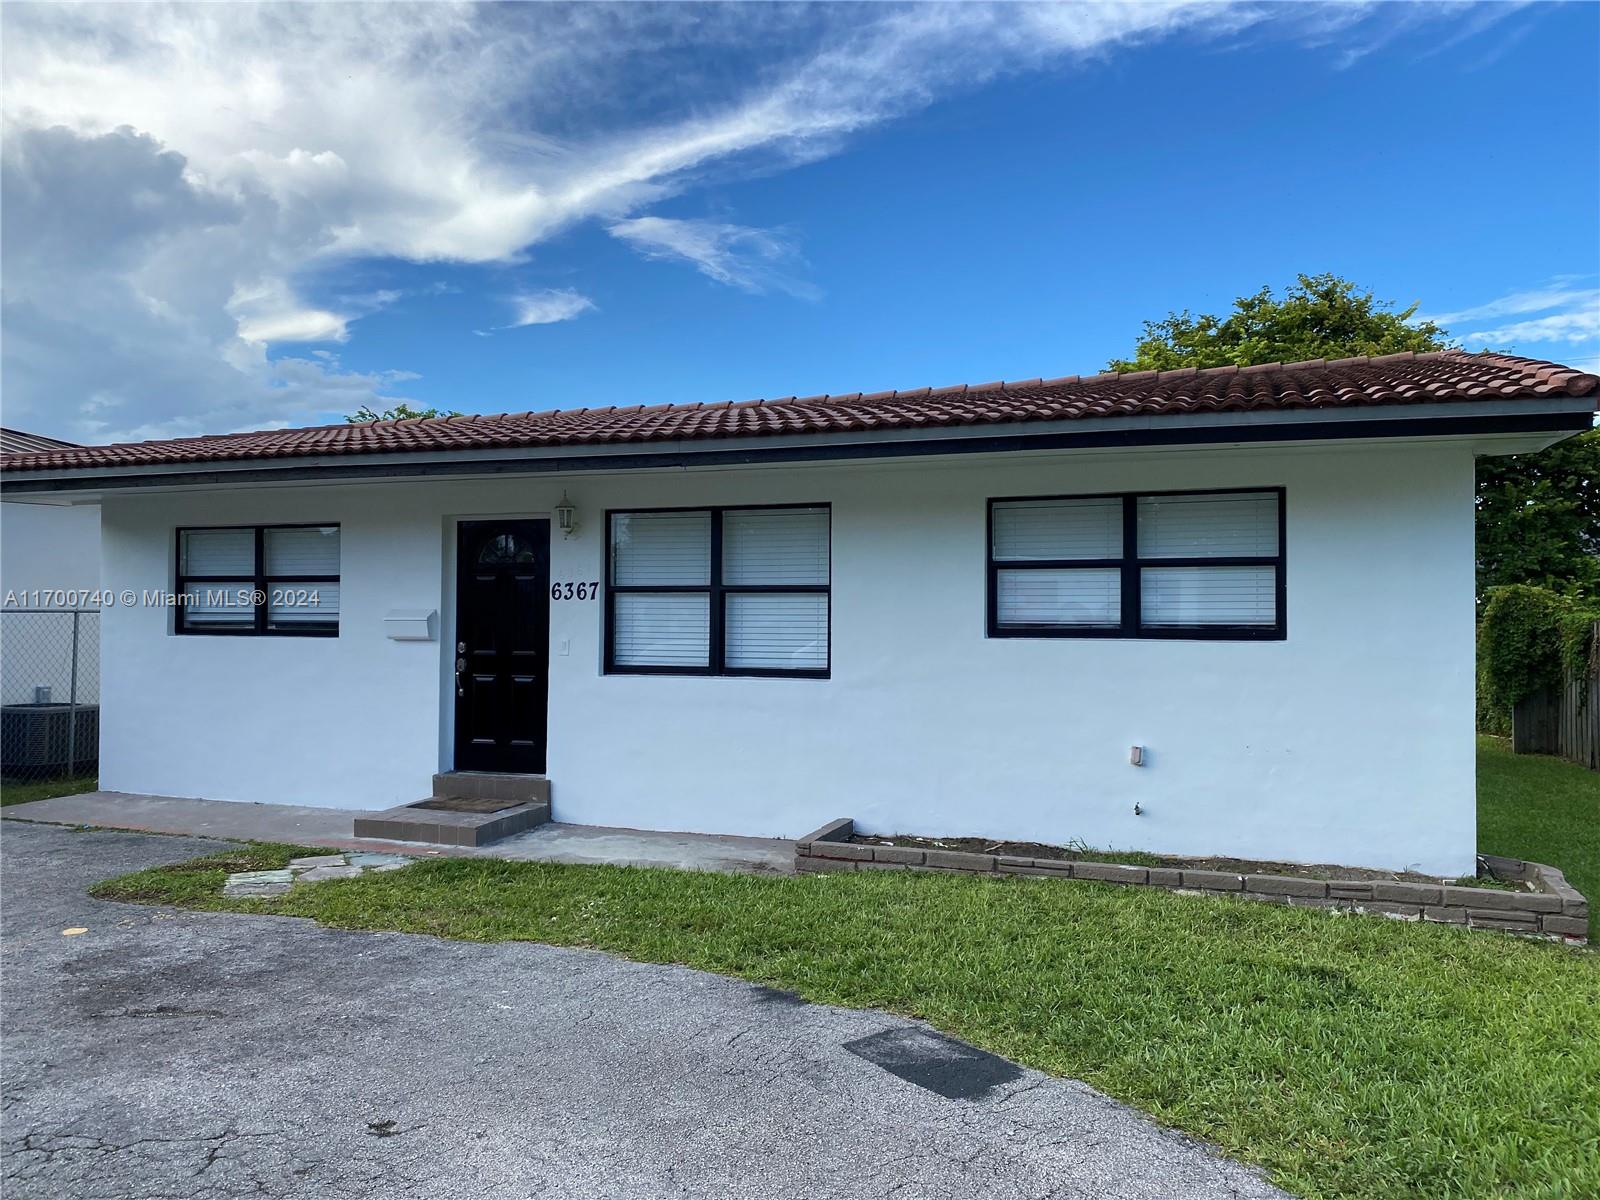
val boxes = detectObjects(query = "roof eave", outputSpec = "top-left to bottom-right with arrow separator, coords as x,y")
2,394 -> 1592,497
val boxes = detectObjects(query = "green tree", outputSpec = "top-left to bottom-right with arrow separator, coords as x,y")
1107,272 -> 1450,372
345,402 -> 461,423
1108,273 -> 1598,601
1476,429 -> 1600,600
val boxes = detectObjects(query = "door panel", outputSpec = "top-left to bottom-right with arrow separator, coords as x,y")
454,520 -> 550,773
507,675 -> 543,749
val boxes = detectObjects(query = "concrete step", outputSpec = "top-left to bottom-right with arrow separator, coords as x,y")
355,799 -> 550,848
431,772 -> 550,806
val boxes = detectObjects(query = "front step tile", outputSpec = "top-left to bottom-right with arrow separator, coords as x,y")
355,800 -> 550,847
431,772 -> 550,806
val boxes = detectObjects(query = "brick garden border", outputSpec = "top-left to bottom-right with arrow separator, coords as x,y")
795,820 -> 1589,945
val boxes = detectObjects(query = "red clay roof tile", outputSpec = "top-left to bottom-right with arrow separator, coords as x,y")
2,351 -> 1594,475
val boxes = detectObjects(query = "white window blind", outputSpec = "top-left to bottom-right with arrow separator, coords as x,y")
179,584 -> 254,627
610,512 -> 711,585
992,498 -> 1120,561
996,568 -> 1119,627
1140,566 -> 1276,627
722,507 -> 829,670
723,508 -> 828,583
612,592 -> 710,667
608,512 -> 712,669
1136,492 -> 1278,558
180,528 -> 253,576
725,593 -> 828,669
265,526 -> 339,575
269,583 -> 342,628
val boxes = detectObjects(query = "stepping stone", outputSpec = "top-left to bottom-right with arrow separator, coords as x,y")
288,854 -> 348,869
228,869 -> 294,885
348,853 -> 412,871
223,869 -> 295,898
298,864 -> 363,883
225,882 -> 291,898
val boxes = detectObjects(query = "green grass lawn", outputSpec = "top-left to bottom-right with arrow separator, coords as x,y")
93,750 -> 1600,1200
1477,735 -> 1599,937
0,775 -> 97,807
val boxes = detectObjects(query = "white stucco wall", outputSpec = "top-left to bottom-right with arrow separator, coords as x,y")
96,439 -> 1478,873
2,501 -> 101,598
1,501 -> 102,705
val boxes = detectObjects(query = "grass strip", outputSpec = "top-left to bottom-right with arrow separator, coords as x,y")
1,775 -> 98,807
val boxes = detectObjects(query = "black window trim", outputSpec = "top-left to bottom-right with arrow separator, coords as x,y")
174,522 -> 341,638
604,503 -> 832,679
986,486 -> 1286,641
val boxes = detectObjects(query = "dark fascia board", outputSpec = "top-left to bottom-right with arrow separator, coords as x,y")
0,407 -> 1592,497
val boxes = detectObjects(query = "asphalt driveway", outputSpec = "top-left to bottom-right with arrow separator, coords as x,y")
0,821 -> 1285,1199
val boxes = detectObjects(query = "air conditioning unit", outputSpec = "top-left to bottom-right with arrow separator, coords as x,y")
1,704 -> 99,780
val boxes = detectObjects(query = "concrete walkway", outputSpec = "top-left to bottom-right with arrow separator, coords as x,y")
2,821 -> 1288,1199
1,790 -> 794,875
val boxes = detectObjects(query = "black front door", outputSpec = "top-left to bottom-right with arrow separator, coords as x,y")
454,520 -> 549,774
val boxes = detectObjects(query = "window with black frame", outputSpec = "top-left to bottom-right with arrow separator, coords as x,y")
987,489 -> 1284,640
606,505 -> 830,677
175,524 -> 340,636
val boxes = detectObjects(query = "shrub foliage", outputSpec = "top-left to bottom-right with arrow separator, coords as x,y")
1478,585 -> 1600,718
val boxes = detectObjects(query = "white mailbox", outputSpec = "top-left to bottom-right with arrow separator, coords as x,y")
383,609 -> 436,641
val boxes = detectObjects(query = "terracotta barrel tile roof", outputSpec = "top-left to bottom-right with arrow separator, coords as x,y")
2,351 -> 1594,474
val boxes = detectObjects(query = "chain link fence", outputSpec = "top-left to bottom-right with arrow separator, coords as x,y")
0,609 -> 100,781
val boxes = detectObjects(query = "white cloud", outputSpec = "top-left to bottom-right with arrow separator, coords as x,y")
1419,284 -> 1600,327
608,217 -> 819,299
476,288 -> 596,334
233,309 -> 349,345
230,278 -> 349,344
1432,280 -> 1600,360
0,123 -> 414,437
506,289 -> 597,328
1329,1 -> 1528,70
1459,310 -> 1600,347
0,2 -> 1532,439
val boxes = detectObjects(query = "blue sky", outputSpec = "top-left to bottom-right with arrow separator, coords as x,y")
3,2 -> 1597,442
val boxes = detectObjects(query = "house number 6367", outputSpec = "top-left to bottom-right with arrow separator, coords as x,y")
551,581 -> 600,600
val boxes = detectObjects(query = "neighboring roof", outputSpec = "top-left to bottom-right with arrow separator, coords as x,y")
0,427 -> 80,455
2,350 -> 1595,476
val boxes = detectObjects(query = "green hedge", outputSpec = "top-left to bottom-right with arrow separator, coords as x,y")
1477,585 -> 1600,729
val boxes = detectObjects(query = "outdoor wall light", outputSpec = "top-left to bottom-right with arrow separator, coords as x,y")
555,491 -> 578,539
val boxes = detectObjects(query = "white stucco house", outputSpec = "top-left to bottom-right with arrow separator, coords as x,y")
2,350 -> 1595,875
1,429 -> 101,603
1,428 -> 101,711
